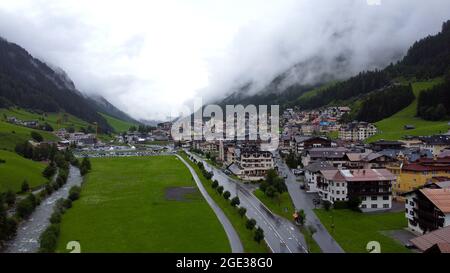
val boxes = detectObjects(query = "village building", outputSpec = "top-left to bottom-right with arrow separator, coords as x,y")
404,187 -> 450,234
304,161 -> 337,193
338,122 -> 377,141
292,136 -> 333,155
228,146 -> 274,181
395,156 -> 450,195
317,169 -> 396,212
410,226 -> 450,253
302,147 -> 348,167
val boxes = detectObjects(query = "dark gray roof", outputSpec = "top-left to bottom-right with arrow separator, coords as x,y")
305,161 -> 337,173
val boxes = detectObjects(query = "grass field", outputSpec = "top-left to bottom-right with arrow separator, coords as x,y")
180,152 -> 269,253
0,150 -> 48,193
99,113 -> 137,133
253,189 -> 295,220
56,156 -> 231,253
0,120 -> 58,151
367,79 -> 449,142
314,209 -> 410,253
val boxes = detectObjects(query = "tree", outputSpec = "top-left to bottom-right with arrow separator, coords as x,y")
16,194 -> 37,219
347,197 -> 362,212
30,131 -> 43,142
39,224 -> 60,253
246,219 -> 257,230
21,180 -> 30,193
254,227 -> 265,243
68,186 -> 81,201
81,157 -> 91,171
42,163 -> 57,179
238,207 -> 247,218
211,180 -> 219,189
323,201 -> 332,211
4,190 -> 16,207
217,186 -> 224,195
231,197 -> 240,207
296,210 -> 306,226
223,191 -> 231,200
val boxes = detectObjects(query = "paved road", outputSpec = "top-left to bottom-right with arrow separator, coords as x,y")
3,166 -> 83,253
177,155 -> 244,253
276,158 -> 345,253
186,151 -> 308,253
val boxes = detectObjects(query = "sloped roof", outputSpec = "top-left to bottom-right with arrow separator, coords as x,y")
420,188 -> 450,213
410,226 -> 450,252
305,161 -> 337,173
320,169 -> 396,182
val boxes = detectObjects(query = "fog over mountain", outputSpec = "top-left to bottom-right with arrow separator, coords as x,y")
0,0 -> 449,120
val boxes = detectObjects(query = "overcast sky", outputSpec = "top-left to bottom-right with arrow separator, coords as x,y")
0,0 -> 449,120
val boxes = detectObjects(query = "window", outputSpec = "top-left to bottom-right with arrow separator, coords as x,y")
337,191 -> 340,195
383,196 -> 389,201
361,196 -> 367,201
361,205 -> 367,209
371,204 -> 378,209
383,204 -> 389,209
371,196 -> 377,201
409,201 -> 414,206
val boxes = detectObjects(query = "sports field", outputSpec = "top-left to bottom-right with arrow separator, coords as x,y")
56,156 -> 231,253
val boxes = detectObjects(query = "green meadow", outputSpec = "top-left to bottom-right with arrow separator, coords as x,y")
0,150 -> 48,193
56,156 -> 231,253
367,79 -> 449,142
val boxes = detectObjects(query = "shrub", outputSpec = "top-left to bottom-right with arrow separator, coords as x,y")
31,131 -> 44,142
42,163 -> 57,179
223,191 -> 231,200
323,201 -> 332,211
68,186 -> 81,201
230,197 -> 240,207
39,224 -> 60,253
21,180 -> 30,193
217,186 -> 224,195
16,194 -> 37,219
333,201 -> 348,210
49,211 -> 62,224
246,219 -> 257,230
254,227 -> 265,243
62,199 -> 73,209
4,190 -> 16,206
238,207 -> 247,218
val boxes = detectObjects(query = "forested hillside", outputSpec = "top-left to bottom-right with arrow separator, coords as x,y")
0,38 -> 112,132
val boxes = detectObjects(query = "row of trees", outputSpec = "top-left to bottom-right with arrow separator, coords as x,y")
191,155 -> 265,244
39,187 -> 81,253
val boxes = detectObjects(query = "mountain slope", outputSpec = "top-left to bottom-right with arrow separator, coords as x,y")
87,95 -> 139,124
219,20 -> 450,118
0,37 -> 112,132
366,78 -> 449,142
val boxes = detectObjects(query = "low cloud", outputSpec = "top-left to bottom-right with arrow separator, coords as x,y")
0,0 -> 449,120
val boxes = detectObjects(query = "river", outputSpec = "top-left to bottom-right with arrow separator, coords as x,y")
2,166 -> 83,253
